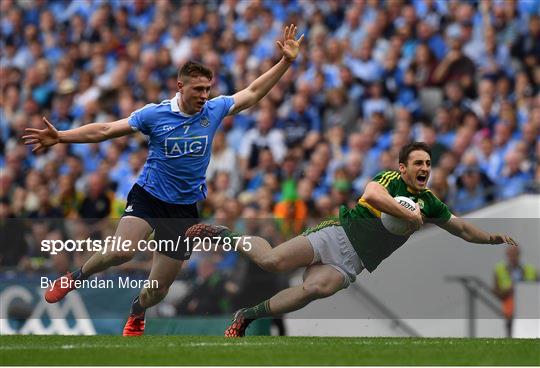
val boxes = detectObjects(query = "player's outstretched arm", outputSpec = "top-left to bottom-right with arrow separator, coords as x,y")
229,24 -> 304,115
437,215 -> 518,246
362,181 -> 423,229
23,117 -> 134,152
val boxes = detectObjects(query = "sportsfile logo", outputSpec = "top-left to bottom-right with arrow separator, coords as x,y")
165,136 -> 208,157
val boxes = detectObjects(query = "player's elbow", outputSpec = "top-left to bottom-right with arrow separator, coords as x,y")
362,182 -> 382,204
362,191 -> 374,204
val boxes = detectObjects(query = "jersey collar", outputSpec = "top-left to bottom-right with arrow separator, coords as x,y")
170,93 -> 196,117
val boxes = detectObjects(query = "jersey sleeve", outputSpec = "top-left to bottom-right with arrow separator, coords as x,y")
128,104 -> 155,135
372,171 -> 401,196
208,95 -> 235,121
425,191 -> 452,223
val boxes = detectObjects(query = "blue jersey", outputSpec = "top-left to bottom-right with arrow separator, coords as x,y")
128,93 -> 235,204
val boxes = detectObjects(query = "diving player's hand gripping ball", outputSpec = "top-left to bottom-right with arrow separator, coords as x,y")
381,196 -> 418,236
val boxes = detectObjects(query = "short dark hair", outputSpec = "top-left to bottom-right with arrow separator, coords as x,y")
398,142 -> 432,164
178,60 -> 213,81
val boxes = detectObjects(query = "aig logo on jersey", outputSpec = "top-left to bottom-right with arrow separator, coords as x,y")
165,136 -> 208,157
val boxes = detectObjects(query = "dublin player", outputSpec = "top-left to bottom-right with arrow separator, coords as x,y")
23,24 -> 304,336
189,142 -> 518,337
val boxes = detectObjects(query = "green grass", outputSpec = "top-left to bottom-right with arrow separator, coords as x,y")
1,336 -> 538,366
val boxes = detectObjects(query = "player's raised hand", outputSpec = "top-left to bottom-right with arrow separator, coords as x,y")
489,233 -> 519,247
22,117 -> 60,153
277,24 -> 304,62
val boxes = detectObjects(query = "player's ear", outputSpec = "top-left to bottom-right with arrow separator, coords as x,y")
398,162 -> 406,174
177,80 -> 183,92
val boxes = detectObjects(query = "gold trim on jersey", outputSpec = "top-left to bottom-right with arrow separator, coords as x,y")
378,171 -> 400,187
358,197 -> 382,218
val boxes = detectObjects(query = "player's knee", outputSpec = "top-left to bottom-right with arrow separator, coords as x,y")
302,280 -> 334,300
260,254 -> 287,273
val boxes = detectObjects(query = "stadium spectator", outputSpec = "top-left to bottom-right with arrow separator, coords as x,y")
471,78 -> 499,129
432,23 -> 476,96
114,152 -> 145,201
363,81 -> 392,120
280,93 -> 321,147
343,151 -> 365,196
322,88 -> 358,132
177,254 -> 236,316
28,185 -> 63,219
274,181 -> 308,237
451,164 -> 491,214
410,43 -> 438,88
239,106 -> 286,181
0,197 -> 28,267
494,247 -> 538,337
429,167 -> 451,204
244,148 -> 279,193
297,178 -> 316,215
78,173 -> 112,220
418,124 -> 448,167
497,149 -> 533,200
207,131 -> 240,196
346,39 -> 382,84
487,122 -> 517,180
510,14 -> 539,75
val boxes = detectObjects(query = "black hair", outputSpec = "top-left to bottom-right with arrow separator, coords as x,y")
398,142 -> 432,164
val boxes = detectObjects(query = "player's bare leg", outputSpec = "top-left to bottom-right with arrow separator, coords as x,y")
124,251 -> 184,336
243,235 -> 315,273
139,252 -> 183,308
269,264 -> 345,314
44,216 -> 152,303
225,264 -> 345,337
82,216 -> 153,275
237,235 -> 273,264
187,224 -> 314,273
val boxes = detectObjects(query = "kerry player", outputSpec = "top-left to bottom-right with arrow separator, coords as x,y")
188,142 -> 518,337
23,24 -> 304,336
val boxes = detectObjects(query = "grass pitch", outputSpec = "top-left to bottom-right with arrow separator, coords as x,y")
1,335 -> 538,366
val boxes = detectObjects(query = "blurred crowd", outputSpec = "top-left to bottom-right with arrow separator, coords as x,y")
1,0 -> 539,313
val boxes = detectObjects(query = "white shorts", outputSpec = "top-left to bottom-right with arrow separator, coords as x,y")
305,225 -> 364,288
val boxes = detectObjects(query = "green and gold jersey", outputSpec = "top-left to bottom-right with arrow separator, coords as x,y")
339,170 -> 452,272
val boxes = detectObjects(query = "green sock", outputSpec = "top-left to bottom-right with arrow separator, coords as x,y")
241,300 -> 272,319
